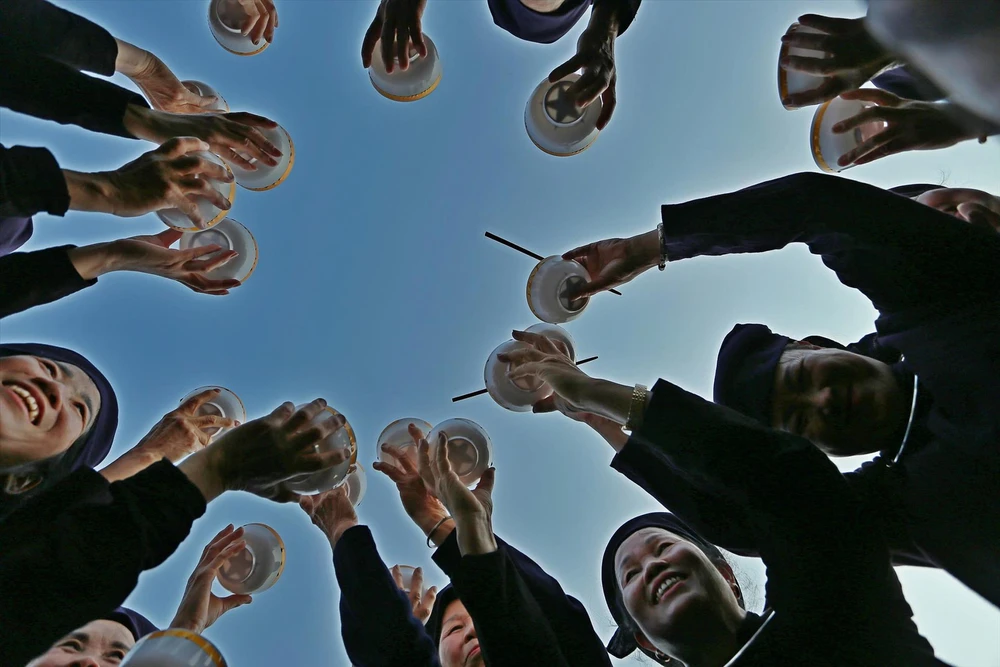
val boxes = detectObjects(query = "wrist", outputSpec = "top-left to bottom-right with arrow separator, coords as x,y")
579,377 -> 635,424
67,242 -> 123,280
168,614 -> 203,634
329,520 -> 359,547
633,228 -> 663,270
122,104 -> 159,142
115,39 -> 153,78
588,2 -> 620,39
64,171 -> 116,213
179,446 -> 230,503
454,515 -> 496,556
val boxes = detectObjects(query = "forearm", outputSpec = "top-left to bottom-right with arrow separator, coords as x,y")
177,448 -> 227,504
454,515 -> 497,556
99,445 -> 162,483
591,0 -> 642,37
114,39 -> 152,78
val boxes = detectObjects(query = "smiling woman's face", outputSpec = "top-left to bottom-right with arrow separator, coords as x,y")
0,355 -> 101,470
27,619 -> 134,667
438,599 -> 484,667
616,528 -> 742,659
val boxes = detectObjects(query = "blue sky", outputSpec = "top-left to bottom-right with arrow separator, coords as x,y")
3,1 -> 998,664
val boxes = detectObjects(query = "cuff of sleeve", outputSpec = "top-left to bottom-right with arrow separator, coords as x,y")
431,528 -> 462,576
333,525 -> 376,567
6,146 -> 70,217
139,459 -> 208,519
450,549 -> 506,593
51,245 -> 98,289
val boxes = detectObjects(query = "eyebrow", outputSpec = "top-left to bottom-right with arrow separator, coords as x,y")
443,614 -> 465,627
56,361 -> 97,428
110,640 -> 132,651
63,631 -> 90,644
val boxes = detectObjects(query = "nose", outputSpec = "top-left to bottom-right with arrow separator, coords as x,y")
70,657 -> 101,667
803,385 -> 834,417
463,623 -> 478,643
31,375 -> 64,411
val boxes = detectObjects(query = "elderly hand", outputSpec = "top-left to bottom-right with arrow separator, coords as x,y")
417,434 -> 496,556
206,399 -> 350,503
299,484 -> 360,547
548,13 -> 618,130
106,229 -> 242,295
124,106 -> 282,171
117,42 -> 222,114
135,388 -> 238,461
373,424 -> 454,545
779,14 -> 894,108
362,0 -> 428,72
391,565 -> 437,623
832,89 -> 981,167
170,525 -> 253,634
560,229 -> 660,299
65,138 -> 233,225
498,329 -> 594,412
916,188 -> 1000,233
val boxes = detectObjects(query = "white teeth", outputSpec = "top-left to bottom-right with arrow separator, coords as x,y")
9,384 -> 40,424
655,575 -> 682,602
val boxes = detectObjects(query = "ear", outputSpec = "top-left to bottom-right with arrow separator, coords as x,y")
3,472 -> 42,495
714,560 -> 744,608
634,632 -> 672,664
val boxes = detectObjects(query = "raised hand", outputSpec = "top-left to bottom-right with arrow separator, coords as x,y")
391,565 -> 437,623
372,424 -> 453,545
561,229 -> 660,299
779,14 -> 894,108
832,89 -> 981,167
108,229 -> 242,295
170,525 -> 253,634
361,0 -> 428,72
498,329 -> 593,412
299,484 -> 359,547
548,17 -> 617,130
915,188 -> 1000,233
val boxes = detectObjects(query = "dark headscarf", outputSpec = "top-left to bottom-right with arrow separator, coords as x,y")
424,583 -> 459,650
602,512 -> 734,660
713,323 -> 789,424
103,607 -> 158,641
487,0 -> 591,44
0,343 -> 118,476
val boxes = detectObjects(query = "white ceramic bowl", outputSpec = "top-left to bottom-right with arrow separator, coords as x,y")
122,629 -> 227,667
225,124 -> 295,191
777,24 -> 828,108
369,35 -> 442,102
810,96 -> 886,172
178,218 -> 258,284
485,324 -> 575,412
396,564 -> 418,592
376,418 -> 433,467
179,386 -> 245,441
209,0 -> 269,56
216,523 -> 285,595
345,463 -> 367,506
156,152 -> 235,232
426,418 -> 492,486
527,256 -> 590,324
181,80 -> 230,112
281,406 -> 358,495
525,73 -> 602,157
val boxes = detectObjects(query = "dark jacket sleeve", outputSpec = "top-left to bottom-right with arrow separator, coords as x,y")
0,44 -> 147,138
593,0 -> 641,36
631,380 -> 931,641
0,144 -> 70,218
333,525 -> 440,667
660,172 -> 1000,316
447,544 -> 571,667
0,460 -> 206,666
0,0 -> 119,74
0,245 -> 96,318
434,531 -> 611,666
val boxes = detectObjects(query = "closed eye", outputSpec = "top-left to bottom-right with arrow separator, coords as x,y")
59,639 -> 84,652
41,359 -> 58,378
446,625 -> 463,636
622,567 -> 639,585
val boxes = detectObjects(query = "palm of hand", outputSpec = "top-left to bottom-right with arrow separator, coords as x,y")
132,56 -> 205,114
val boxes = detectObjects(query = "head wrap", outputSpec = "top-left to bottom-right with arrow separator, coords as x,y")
0,343 -> 118,475
103,607 -> 158,641
712,324 -> 789,424
424,583 -> 460,649
602,513 -> 732,660
487,0 -> 591,44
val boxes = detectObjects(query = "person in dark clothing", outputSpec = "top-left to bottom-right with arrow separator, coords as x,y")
0,228 -> 242,319
360,0 -> 640,130
0,398 -> 352,666
538,172 -> 1000,608
498,335 -> 947,665
25,526 -> 254,666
